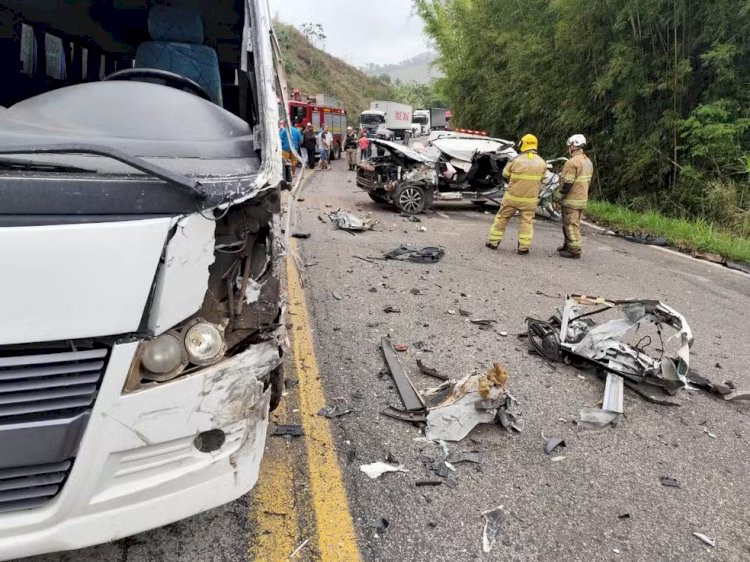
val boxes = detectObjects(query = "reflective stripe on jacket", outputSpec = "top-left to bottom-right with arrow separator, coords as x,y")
501,151 -> 546,210
560,151 -> 593,209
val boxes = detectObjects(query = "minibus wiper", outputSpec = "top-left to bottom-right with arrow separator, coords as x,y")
0,157 -> 97,174
0,144 -> 208,199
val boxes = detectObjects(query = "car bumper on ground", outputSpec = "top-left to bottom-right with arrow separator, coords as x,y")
0,340 -> 279,561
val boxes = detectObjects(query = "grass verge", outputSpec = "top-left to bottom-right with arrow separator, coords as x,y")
585,200 -> 750,264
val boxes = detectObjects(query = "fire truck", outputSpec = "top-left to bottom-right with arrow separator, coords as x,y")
288,89 -> 347,159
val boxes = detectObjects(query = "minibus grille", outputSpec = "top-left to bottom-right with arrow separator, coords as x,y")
0,348 -> 108,421
0,461 -> 72,514
0,345 -> 109,513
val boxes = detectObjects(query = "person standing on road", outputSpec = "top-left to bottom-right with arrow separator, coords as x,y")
303,123 -> 317,169
344,127 -> 358,171
486,134 -> 547,255
556,134 -> 594,259
279,120 -> 302,178
317,125 -> 332,170
358,130 -> 370,161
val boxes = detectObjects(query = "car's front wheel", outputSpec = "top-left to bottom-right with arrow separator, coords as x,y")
394,184 -> 426,215
368,192 -> 390,204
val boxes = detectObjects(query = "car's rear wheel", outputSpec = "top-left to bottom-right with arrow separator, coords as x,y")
394,184 -> 426,214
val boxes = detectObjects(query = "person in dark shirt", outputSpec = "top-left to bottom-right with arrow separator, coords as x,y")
302,123 -> 317,169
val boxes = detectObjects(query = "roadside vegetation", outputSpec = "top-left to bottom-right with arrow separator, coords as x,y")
274,23 -> 398,122
585,201 -> 750,264
416,0 -> 750,261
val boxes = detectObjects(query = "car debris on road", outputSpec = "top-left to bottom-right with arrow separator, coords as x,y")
384,245 -> 445,263
360,462 -> 409,479
525,294 -> 745,427
481,506 -> 505,553
328,208 -> 377,232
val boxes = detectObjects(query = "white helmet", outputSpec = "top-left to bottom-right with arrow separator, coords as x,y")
567,134 -> 587,148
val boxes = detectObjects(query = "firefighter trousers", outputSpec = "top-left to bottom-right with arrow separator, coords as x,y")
562,207 -> 583,254
487,203 -> 535,251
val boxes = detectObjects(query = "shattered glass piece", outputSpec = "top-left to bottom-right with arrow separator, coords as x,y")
482,506 -> 505,553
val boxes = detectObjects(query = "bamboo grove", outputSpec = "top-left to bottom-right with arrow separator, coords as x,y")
416,0 -> 750,235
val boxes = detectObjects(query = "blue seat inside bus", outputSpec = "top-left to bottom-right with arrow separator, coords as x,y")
135,6 -> 223,107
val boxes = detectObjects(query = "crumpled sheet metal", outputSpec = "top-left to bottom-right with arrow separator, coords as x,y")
425,364 -> 522,441
384,245 -> 445,263
327,209 -> 376,232
561,296 -> 693,388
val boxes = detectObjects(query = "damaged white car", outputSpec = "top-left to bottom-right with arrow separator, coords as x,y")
0,1 -> 285,559
357,134 -> 563,216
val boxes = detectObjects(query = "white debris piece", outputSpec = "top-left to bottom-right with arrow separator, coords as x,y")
328,209 -> 376,232
425,364 -> 517,442
693,532 -> 716,547
359,462 -> 408,479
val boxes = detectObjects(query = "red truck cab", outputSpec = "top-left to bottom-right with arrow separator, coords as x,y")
288,89 -> 347,159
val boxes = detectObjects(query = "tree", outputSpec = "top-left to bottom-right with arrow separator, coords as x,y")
415,0 -> 750,223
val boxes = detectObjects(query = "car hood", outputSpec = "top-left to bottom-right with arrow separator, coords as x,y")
431,138 -> 517,162
370,139 -> 436,164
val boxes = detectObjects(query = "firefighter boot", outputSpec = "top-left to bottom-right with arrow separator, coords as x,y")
558,249 -> 581,259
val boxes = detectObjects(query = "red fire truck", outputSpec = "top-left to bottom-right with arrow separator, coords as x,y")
288,89 -> 347,159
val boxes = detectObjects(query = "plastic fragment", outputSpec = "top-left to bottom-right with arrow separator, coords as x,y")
359,462 -> 409,479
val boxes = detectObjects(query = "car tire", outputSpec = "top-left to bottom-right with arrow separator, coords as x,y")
394,184 -> 426,215
332,142 -> 341,160
368,192 -> 389,204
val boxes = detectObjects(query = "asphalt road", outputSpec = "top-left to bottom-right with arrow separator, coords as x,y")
25,158 -> 750,561
289,161 -> 750,561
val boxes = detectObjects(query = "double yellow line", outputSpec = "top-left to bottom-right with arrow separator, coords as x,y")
249,234 -> 361,560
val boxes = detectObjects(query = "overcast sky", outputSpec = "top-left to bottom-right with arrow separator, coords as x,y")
268,0 -> 429,66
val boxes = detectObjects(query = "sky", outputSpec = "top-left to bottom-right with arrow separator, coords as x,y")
268,0 -> 429,67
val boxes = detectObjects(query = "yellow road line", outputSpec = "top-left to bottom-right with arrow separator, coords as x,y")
248,400 -> 298,561
286,239 -> 362,562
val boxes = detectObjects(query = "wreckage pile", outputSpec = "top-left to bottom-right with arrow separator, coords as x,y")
526,295 -> 747,428
380,337 -> 523,441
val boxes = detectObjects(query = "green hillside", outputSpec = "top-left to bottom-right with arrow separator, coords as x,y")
274,22 -> 399,122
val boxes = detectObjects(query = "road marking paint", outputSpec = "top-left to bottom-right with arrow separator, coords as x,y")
286,239 -> 362,562
248,402 -> 298,561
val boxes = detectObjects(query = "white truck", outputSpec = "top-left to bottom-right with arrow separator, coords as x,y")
360,101 -> 413,142
413,108 -> 448,136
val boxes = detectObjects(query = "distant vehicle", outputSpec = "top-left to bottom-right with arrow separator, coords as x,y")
360,100 -> 413,142
413,108 -> 448,136
411,122 -> 423,137
412,110 -> 429,135
357,134 -> 563,216
288,89 -> 347,159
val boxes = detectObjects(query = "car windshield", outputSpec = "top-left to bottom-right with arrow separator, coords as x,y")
361,113 -> 384,125
413,115 -> 428,124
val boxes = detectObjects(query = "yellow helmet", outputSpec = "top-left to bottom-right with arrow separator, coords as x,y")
519,134 -> 538,152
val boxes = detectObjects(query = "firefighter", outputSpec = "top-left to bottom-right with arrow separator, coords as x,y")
556,134 -> 594,259
344,126 -> 358,171
486,134 -> 546,255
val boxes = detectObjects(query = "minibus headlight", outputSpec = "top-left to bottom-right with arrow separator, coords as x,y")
184,322 -> 226,366
140,333 -> 186,381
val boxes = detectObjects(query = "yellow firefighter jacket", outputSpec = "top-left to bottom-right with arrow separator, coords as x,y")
560,150 -> 594,209
501,151 -> 547,211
